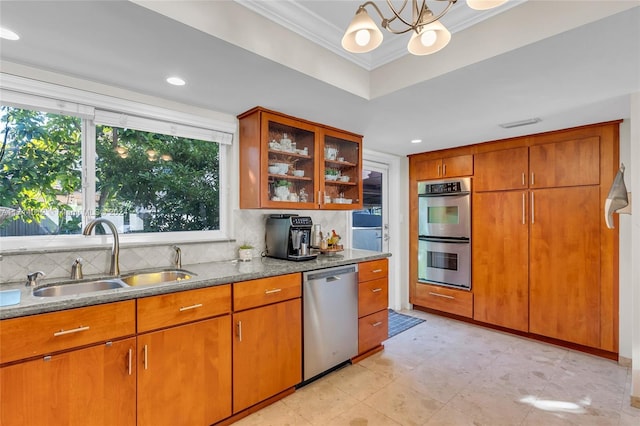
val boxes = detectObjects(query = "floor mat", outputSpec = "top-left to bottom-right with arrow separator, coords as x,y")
388,309 -> 425,338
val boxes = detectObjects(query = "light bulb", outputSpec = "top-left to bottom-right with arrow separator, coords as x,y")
420,30 -> 437,47
355,29 -> 371,47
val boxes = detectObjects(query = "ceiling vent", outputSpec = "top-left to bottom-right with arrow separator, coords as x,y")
499,118 -> 541,129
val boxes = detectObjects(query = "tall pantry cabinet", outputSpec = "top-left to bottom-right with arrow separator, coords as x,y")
472,123 -> 619,352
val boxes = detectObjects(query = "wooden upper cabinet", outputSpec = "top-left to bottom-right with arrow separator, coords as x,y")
474,147 -> 529,192
529,137 -> 600,188
237,106 -> 362,210
412,154 -> 473,181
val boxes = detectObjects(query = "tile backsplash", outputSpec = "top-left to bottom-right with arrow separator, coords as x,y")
0,209 -> 347,284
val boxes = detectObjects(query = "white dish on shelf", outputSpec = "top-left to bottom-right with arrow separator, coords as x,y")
339,176 -> 350,182
325,175 -> 338,181
268,165 -> 279,174
332,198 -> 352,204
293,170 -> 304,177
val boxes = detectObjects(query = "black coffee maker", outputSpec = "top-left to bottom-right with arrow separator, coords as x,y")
265,214 -> 317,261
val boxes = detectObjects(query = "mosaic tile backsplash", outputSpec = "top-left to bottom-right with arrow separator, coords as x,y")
0,209 -> 347,284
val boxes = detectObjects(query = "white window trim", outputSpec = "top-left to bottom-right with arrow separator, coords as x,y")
0,75 -> 236,252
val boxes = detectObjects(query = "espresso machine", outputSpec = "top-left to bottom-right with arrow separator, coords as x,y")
265,214 -> 317,261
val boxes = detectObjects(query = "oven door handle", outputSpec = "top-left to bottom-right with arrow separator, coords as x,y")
419,236 -> 470,244
418,191 -> 470,198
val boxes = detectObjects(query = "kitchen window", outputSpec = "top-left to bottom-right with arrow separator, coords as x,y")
0,75 -> 235,248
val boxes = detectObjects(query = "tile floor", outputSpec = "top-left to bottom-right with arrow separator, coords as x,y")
234,310 -> 640,426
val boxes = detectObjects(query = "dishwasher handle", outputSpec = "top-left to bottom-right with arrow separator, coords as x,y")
304,265 -> 358,282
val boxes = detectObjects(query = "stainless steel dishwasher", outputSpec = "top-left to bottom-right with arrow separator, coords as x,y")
302,264 -> 359,382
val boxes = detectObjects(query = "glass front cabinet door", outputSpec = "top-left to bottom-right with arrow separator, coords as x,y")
238,107 -> 362,210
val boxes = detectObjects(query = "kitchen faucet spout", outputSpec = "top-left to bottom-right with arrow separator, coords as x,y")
82,218 -> 120,276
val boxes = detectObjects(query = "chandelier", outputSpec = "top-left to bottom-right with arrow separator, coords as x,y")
341,0 -> 508,56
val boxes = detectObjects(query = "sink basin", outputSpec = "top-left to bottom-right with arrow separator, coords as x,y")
121,269 -> 195,286
33,279 -> 128,297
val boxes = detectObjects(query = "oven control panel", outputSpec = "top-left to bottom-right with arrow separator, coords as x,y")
418,178 -> 471,195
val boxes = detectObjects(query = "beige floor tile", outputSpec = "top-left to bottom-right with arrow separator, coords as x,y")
324,363 -> 394,401
362,381 -> 444,426
280,376 -> 359,425
423,404 -> 489,426
328,402 -> 403,425
521,403 -> 621,426
232,401 -> 312,426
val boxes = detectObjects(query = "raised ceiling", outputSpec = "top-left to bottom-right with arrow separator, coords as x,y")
0,1 -> 638,156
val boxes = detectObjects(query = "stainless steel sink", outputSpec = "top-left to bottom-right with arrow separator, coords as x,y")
33,279 -> 128,297
121,269 -> 195,286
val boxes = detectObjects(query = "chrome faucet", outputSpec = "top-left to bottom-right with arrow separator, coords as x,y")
26,271 -> 45,287
172,245 -> 182,269
82,218 -> 120,276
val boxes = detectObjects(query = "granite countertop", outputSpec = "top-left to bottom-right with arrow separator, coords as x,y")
0,249 -> 390,320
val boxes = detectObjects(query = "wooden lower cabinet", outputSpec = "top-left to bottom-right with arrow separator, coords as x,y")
232,298 -> 302,413
529,186 -> 601,347
358,310 -> 388,354
472,190 -> 529,332
0,337 -> 136,426
414,283 -> 473,318
357,259 -> 389,356
137,316 -> 232,426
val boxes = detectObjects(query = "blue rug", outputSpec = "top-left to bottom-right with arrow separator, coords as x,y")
388,309 -> 425,338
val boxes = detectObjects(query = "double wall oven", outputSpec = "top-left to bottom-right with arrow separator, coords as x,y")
417,177 -> 471,290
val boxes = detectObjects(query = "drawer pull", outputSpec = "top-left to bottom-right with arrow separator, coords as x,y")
428,292 -> 454,300
264,288 -> 282,295
179,303 -> 203,312
372,321 -> 383,327
128,348 -> 133,376
236,321 -> 242,342
372,288 -> 382,293
371,269 -> 383,273
53,325 -> 89,336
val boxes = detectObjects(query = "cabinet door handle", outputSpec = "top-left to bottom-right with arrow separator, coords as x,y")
437,164 -> 441,177
429,292 -> 454,300
53,325 -> 89,336
531,192 -> 535,224
522,172 -> 526,186
264,288 -> 282,294
372,288 -> 382,293
372,321 -> 383,327
143,344 -> 148,370
236,321 -> 242,342
179,303 -> 203,312
372,269 -> 383,273
127,348 -> 133,376
531,172 -> 535,186
443,164 -> 447,176
522,193 -> 526,225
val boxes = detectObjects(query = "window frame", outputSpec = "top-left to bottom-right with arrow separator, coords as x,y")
0,74 -> 235,251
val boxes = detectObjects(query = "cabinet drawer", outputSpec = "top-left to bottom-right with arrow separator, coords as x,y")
137,284 -> 231,333
0,300 -> 135,364
358,278 -> 388,318
358,309 -> 388,354
233,273 -> 301,311
359,259 -> 388,282
414,283 -> 473,318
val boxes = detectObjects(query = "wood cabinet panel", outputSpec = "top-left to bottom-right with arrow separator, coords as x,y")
358,309 -> 388,354
233,273 -> 301,311
1,337 -> 136,426
0,300 -> 135,364
529,137 -> 600,188
412,155 -> 473,181
414,283 -> 473,318
358,277 -> 388,318
474,147 -> 529,192
137,316 -> 232,426
529,186 -> 601,347
358,258 -> 388,282
136,284 -> 231,333
233,298 -> 302,413
472,191 -> 529,331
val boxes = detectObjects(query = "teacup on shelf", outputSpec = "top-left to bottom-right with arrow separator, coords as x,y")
293,170 -> 304,177
339,175 -> 350,182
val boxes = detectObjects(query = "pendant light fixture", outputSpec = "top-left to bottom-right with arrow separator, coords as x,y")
342,0 -> 508,56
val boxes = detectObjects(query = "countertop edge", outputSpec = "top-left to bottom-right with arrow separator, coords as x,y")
1,250 -> 391,320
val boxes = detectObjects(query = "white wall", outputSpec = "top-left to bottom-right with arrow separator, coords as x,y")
629,92 -> 640,404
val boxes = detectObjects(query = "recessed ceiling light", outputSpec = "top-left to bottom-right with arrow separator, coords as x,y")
411,139 -> 423,144
166,76 -> 186,86
0,27 -> 20,41
499,118 -> 541,129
